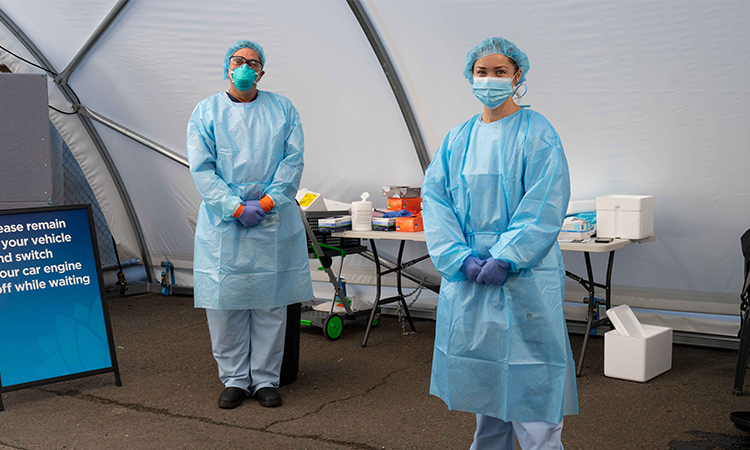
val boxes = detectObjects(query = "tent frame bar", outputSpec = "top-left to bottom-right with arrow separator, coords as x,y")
79,106 -> 189,168
54,0 -> 130,86
346,0 -> 431,173
0,5 -> 154,282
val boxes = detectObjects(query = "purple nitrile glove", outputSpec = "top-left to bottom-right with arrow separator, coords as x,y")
383,210 -> 413,218
476,258 -> 511,286
237,200 -> 265,228
461,256 -> 487,282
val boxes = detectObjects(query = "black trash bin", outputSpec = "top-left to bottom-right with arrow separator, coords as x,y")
280,302 -> 301,386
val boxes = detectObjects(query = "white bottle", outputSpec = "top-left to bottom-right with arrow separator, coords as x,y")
351,192 -> 373,231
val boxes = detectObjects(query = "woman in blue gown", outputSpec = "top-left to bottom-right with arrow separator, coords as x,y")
422,37 -> 579,450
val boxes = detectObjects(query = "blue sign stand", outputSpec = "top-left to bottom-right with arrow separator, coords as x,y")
0,205 -> 121,411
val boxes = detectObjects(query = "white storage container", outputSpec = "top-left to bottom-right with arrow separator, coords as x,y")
596,195 -> 654,239
604,324 -> 672,382
351,192 -> 372,231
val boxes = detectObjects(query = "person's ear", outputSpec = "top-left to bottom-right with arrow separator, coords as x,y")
256,70 -> 265,84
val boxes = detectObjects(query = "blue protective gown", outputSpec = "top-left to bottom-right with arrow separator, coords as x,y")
187,91 -> 314,310
422,109 -> 579,424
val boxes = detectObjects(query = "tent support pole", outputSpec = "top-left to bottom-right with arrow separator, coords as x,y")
79,106 -> 189,168
54,0 -> 130,86
346,0 -> 431,174
0,7 -> 155,282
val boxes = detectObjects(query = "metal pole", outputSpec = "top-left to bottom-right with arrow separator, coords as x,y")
346,0 -> 431,173
54,0 -> 130,86
0,7 -> 154,282
79,106 -> 189,168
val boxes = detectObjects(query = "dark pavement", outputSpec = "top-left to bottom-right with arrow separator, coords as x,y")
1,293 -> 750,449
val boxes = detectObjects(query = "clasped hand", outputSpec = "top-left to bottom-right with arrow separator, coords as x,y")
461,256 -> 510,286
237,200 -> 265,228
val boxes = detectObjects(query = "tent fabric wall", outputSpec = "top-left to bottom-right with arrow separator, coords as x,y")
0,30 -> 143,265
1,1 -> 749,324
0,0 -> 425,287
366,1 -> 750,297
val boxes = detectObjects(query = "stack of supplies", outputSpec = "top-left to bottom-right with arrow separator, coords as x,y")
382,185 -> 423,232
559,216 -> 595,240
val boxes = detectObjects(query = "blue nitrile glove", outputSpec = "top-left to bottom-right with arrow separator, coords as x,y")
476,258 -> 511,286
383,210 -> 413,218
237,200 -> 265,228
461,256 -> 487,282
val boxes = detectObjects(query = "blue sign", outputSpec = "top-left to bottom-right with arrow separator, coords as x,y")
0,205 -> 120,409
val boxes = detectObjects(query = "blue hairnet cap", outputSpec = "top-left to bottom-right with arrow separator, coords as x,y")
223,40 -> 266,80
463,37 -> 529,85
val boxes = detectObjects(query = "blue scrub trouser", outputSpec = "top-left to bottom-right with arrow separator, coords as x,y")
205,307 -> 287,395
470,415 -> 564,450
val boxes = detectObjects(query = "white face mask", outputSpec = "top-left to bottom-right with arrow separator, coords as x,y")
472,76 -> 515,109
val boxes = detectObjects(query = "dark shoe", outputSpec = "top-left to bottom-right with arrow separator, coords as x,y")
218,387 -> 248,409
255,387 -> 282,407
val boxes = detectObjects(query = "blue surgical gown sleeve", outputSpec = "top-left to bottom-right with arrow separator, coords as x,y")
186,104 -> 243,221
262,107 -> 304,216
422,134 -> 477,282
490,129 -> 571,271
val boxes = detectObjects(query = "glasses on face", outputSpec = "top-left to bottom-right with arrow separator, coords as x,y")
229,56 -> 263,71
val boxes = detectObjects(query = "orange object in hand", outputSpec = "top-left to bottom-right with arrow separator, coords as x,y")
258,195 -> 275,213
233,203 -> 245,218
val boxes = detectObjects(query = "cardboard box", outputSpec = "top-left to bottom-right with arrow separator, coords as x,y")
387,197 -> 422,213
596,195 -> 654,239
382,186 -> 421,198
396,215 -> 423,232
372,217 -> 396,232
604,324 -> 672,382
317,215 -> 352,233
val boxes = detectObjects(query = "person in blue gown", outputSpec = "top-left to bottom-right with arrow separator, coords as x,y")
422,37 -> 579,449
186,40 -> 313,409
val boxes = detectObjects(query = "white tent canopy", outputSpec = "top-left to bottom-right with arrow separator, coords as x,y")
1,0 -> 748,337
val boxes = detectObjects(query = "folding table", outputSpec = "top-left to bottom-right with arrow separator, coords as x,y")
559,235 -> 656,376
332,230 -> 430,347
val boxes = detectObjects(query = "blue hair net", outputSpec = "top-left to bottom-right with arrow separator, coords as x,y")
223,40 -> 266,80
463,37 -> 529,85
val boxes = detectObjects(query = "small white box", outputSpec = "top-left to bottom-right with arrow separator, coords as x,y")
604,324 -> 672,382
596,195 -> 654,239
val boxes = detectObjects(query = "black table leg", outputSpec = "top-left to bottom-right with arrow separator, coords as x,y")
574,250 -> 617,377
576,252 -> 596,377
396,240 -> 417,333
605,251 -> 615,330
362,238 -> 382,347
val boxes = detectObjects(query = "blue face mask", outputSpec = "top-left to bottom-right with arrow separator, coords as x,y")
472,76 -> 515,109
230,64 -> 258,91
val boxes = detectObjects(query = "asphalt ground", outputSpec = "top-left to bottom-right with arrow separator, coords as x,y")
2,293 -> 750,449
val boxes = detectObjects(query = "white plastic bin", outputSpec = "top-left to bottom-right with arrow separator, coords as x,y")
596,195 -> 654,239
604,324 -> 672,382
